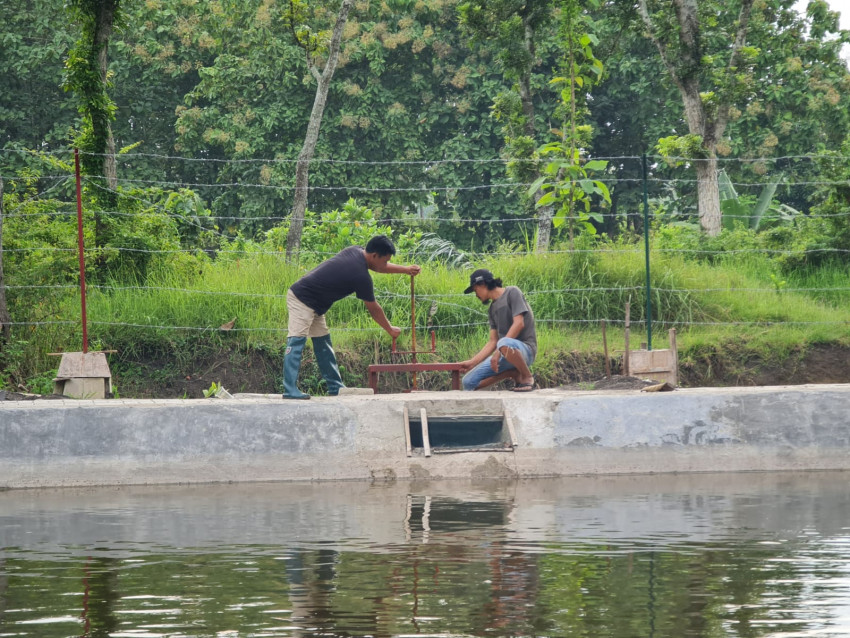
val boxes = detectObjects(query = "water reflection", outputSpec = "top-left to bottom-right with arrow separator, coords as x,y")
2,472 -> 850,636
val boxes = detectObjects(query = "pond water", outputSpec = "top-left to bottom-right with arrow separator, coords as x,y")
2,472 -> 850,637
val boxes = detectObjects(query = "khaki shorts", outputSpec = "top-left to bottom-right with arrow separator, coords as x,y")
287,289 -> 330,338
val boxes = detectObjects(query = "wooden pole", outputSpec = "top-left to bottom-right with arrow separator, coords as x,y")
669,328 -> 678,387
624,302 -> 631,377
601,319 -> 611,378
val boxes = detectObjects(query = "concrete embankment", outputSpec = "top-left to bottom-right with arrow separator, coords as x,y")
1,384 -> 849,489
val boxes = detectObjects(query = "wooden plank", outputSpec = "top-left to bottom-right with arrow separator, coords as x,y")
48,350 -> 116,356
624,302 -> 631,377
367,362 -> 465,393
403,405 -> 412,457
420,408 -> 431,458
367,362 -> 465,373
504,412 -> 518,448
629,345 -> 677,385
669,328 -> 679,387
432,445 -> 513,454
55,351 -> 112,379
602,320 -> 611,378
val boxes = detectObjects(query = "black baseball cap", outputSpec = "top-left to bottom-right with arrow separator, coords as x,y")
464,268 -> 495,294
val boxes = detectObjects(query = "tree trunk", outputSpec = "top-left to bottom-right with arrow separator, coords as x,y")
105,124 -> 117,190
534,192 -> 552,253
680,79 -> 705,138
607,190 -> 619,237
638,0 -> 753,237
285,0 -> 354,262
96,0 -> 118,191
518,18 -> 554,253
679,86 -> 721,235
519,20 -> 536,139
695,155 -> 721,236
0,177 -> 11,343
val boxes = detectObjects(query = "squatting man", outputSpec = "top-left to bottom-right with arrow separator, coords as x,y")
456,268 -> 537,392
282,235 -> 420,399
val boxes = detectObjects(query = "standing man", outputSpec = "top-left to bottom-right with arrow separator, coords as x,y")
457,268 -> 537,392
283,235 -> 421,399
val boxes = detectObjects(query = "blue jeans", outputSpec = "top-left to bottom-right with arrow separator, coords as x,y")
462,338 -> 535,391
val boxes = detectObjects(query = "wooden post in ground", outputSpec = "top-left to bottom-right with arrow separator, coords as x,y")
669,328 -> 678,387
601,320 -> 611,378
624,303 -> 631,377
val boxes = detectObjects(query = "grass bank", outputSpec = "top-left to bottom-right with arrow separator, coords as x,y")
6,247 -> 850,396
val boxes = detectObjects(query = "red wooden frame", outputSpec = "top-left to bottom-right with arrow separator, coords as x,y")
367,362 -> 465,393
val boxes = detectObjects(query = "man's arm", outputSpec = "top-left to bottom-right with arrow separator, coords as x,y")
458,329 -> 499,373
505,313 -> 525,339
363,300 -> 401,338
372,262 -> 421,276
488,313 -> 529,371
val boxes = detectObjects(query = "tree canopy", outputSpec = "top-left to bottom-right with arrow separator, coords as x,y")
1,0 -> 848,251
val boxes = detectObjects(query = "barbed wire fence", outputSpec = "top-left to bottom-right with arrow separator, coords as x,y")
1,148 -> 849,347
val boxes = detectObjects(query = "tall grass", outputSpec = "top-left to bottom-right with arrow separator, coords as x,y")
8,245 -> 850,389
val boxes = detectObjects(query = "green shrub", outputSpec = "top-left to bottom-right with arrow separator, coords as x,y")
806,148 -> 850,267
263,198 -> 421,264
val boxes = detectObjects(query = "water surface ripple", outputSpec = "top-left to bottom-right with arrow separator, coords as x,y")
2,472 -> 850,637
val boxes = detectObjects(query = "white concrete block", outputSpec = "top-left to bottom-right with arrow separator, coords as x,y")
338,388 -> 375,396
60,377 -> 109,399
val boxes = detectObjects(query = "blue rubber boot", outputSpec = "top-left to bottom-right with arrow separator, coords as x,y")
282,336 -> 311,399
312,334 -> 345,396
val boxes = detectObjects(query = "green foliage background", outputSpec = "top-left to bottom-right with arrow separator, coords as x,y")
1,0 -> 850,394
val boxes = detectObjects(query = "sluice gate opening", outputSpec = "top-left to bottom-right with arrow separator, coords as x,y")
403,403 -> 518,456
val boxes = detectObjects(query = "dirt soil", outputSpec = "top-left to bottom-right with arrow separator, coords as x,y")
561,376 -> 660,391
680,343 -> 850,387
0,390 -> 66,401
4,343 -> 849,400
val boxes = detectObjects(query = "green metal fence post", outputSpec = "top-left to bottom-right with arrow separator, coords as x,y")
642,153 -> 652,350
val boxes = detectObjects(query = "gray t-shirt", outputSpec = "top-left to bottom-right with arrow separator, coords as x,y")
488,286 -> 537,359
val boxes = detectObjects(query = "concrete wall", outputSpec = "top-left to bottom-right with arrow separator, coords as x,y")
1,384 -> 849,488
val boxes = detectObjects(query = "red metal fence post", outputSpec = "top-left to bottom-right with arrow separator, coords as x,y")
74,149 -> 88,353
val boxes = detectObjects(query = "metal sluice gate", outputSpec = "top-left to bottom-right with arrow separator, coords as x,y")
368,274 -> 465,393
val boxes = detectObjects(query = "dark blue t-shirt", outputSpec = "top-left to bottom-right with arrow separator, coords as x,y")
290,246 -> 375,315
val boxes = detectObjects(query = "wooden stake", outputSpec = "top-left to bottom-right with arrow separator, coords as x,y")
669,328 -> 679,387
601,320 -> 611,378
624,302 -> 631,377
403,405 -> 412,457
420,408 -> 431,457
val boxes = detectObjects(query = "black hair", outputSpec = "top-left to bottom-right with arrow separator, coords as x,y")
485,278 -> 503,290
365,235 -> 396,257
